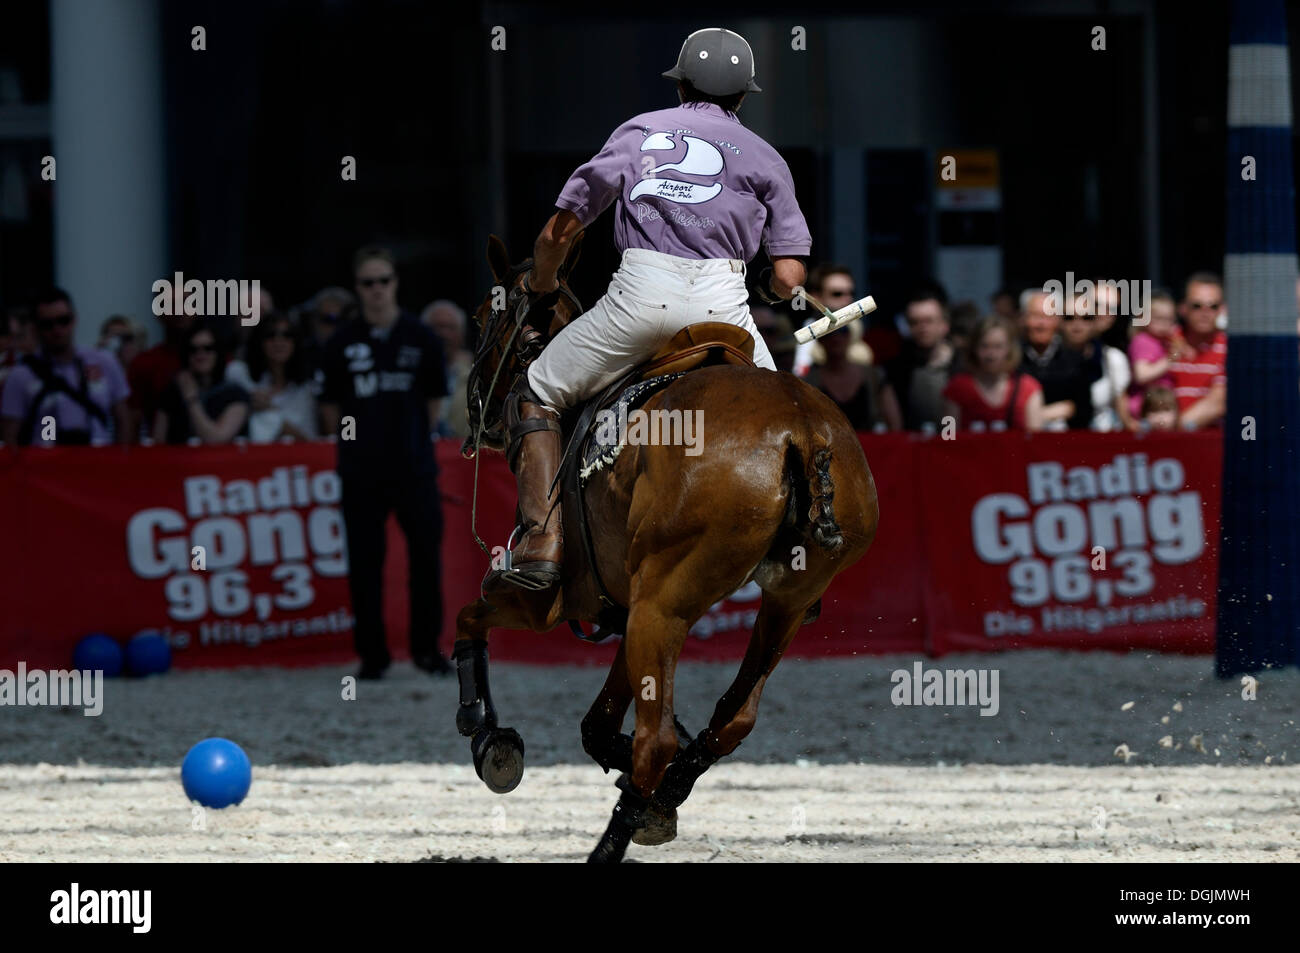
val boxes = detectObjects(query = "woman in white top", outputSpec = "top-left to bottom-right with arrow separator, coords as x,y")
1063,293 -> 1135,432
225,313 -> 319,443
1089,340 -> 1132,431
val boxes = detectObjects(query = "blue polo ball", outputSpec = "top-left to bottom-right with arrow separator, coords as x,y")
181,738 -> 252,809
125,632 -> 172,676
72,633 -> 124,678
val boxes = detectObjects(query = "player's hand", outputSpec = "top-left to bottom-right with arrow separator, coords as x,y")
524,269 -> 558,294
754,267 -> 782,305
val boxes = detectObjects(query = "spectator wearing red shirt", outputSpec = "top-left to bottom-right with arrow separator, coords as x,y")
127,289 -> 192,442
943,314 -> 1044,431
1170,272 -> 1227,429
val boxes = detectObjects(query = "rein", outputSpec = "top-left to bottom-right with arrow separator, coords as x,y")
464,261 -> 581,558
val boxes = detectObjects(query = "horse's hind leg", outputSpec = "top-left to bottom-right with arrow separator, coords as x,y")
581,638 -> 635,774
452,598 -> 526,794
587,594 -> 690,863
650,589 -> 816,818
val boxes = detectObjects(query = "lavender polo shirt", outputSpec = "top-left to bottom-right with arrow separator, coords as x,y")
555,102 -> 812,263
0,347 -> 129,445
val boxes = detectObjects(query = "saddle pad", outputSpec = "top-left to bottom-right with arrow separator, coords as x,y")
579,372 -> 684,485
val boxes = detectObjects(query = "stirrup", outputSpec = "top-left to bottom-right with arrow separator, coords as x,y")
487,526 -> 561,592
500,561 -> 562,591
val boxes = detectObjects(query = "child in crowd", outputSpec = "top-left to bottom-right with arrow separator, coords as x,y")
1139,386 -> 1179,431
1128,290 -> 1183,420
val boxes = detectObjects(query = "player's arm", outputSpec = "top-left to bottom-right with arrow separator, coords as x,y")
529,210 -> 584,293
768,258 -> 807,300
537,120 -> 637,293
757,155 -> 812,301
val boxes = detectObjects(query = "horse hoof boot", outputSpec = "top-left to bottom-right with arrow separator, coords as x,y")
631,803 -> 677,846
471,727 -> 525,794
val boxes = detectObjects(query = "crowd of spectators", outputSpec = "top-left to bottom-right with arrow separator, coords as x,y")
0,256 -> 477,448
778,267 -> 1234,434
0,258 -> 1246,446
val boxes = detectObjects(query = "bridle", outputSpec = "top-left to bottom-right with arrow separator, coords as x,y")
463,258 -> 583,555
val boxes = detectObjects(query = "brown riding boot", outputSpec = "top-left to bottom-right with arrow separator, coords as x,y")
502,400 -> 564,590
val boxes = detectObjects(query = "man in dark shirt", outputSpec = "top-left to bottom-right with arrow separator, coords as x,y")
319,247 -> 451,679
1019,289 -> 1096,430
883,290 -> 957,431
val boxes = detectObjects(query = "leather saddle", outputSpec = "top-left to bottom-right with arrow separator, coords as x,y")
557,322 -> 756,642
640,321 -> 755,378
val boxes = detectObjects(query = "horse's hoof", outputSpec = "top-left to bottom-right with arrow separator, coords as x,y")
631,803 -> 677,846
471,727 -> 525,794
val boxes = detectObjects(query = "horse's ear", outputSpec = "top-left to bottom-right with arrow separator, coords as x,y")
487,234 -> 510,283
558,231 -> 584,281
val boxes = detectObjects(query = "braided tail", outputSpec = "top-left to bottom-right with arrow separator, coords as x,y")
788,435 -> 843,552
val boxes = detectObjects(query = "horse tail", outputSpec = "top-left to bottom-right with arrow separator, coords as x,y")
786,431 -> 844,553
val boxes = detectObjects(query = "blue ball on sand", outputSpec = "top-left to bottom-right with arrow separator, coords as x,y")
125,632 -> 172,676
72,633 -> 124,678
181,738 -> 252,809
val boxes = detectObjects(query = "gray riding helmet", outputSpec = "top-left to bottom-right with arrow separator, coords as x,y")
663,27 -> 762,96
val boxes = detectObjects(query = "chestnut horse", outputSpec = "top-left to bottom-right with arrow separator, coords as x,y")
452,235 -> 879,862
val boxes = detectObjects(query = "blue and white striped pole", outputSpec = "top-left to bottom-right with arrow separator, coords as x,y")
1217,0 -> 1300,676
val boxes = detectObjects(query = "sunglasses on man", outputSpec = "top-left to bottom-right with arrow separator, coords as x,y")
38,314 -> 74,332
358,275 -> 395,289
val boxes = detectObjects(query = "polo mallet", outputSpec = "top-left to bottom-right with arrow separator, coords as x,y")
792,290 -> 878,343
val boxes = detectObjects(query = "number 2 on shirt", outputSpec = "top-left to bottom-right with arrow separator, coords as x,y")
631,133 -> 723,205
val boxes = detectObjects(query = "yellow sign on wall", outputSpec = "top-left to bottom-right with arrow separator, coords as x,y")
936,149 -> 1000,189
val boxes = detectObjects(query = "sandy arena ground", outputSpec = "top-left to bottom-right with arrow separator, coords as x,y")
2,651 -> 1298,861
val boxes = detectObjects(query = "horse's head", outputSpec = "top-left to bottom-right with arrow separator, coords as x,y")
462,233 -> 584,457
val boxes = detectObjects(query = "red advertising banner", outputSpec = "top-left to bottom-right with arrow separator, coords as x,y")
0,444 -> 357,670
0,431 -> 1220,671
918,431 -> 1222,654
